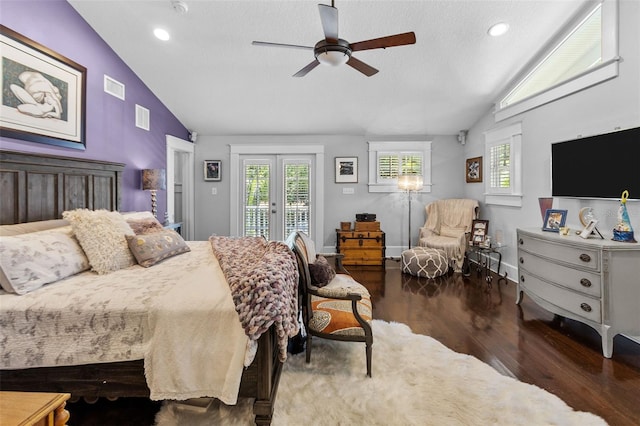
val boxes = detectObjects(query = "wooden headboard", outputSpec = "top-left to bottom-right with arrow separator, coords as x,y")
0,150 -> 125,225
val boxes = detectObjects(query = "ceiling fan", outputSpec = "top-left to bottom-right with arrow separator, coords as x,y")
252,1 -> 416,77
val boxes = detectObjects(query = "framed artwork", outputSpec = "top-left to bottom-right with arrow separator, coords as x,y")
471,219 -> 489,246
0,25 -> 86,150
335,157 -> 358,183
204,160 -> 221,181
466,157 -> 482,183
542,209 -> 567,232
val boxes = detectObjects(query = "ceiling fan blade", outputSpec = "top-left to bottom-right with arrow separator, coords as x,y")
346,56 -> 378,77
252,41 -> 314,50
350,32 -> 416,52
318,4 -> 339,42
293,60 -> 320,77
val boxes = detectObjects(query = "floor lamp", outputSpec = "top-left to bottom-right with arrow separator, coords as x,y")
142,168 -> 167,218
398,175 -> 423,249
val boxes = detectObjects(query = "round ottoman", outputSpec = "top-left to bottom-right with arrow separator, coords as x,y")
401,247 -> 449,278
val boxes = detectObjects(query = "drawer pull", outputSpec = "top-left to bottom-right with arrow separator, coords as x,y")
359,239 -> 363,246
519,257 -> 524,264
579,253 -> 591,262
519,238 -> 524,245
580,303 -> 592,313
580,278 -> 592,288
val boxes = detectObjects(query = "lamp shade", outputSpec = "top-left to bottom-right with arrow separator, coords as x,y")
398,174 -> 424,191
142,169 -> 166,191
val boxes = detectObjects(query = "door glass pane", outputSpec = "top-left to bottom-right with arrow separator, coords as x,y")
284,162 -> 310,238
244,164 -> 270,238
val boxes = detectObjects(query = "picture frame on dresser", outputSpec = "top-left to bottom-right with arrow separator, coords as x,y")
0,25 -> 86,150
542,209 -> 567,232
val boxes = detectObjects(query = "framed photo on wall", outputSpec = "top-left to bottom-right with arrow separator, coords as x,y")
335,157 -> 358,183
542,209 -> 567,232
0,25 -> 86,150
466,156 -> 482,183
204,160 -> 221,181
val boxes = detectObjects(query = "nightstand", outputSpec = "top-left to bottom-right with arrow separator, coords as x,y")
163,222 -> 183,236
0,391 -> 70,426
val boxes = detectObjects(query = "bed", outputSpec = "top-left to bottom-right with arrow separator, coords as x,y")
0,150 -> 298,425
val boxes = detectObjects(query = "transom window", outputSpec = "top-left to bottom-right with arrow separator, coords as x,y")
495,0 -> 619,121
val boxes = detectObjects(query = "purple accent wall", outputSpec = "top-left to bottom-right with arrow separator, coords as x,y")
0,0 -> 190,218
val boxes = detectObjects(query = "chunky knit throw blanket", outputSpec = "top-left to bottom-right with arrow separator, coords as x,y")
209,236 -> 299,362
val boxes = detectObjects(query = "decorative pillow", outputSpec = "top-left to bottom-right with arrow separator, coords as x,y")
126,218 -> 165,235
63,209 -> 136,275
126,230 -> 191,267
308,255 -> 336,287
440,225 -> 467,238
0,227 -> 90,294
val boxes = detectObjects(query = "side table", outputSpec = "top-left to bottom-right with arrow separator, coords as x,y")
0,391 -> 70,426
467,244 -> 508,285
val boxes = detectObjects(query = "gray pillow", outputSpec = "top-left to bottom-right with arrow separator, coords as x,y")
308,255 -> 336,287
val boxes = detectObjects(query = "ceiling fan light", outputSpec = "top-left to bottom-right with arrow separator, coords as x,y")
317,50 -> 349,66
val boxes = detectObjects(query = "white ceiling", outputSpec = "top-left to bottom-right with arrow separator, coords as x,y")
68,0 -> 589,137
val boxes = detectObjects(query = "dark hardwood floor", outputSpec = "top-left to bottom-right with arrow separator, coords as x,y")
68,260 -> 640,425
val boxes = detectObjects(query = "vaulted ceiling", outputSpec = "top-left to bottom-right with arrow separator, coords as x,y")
68,0 -> 589,136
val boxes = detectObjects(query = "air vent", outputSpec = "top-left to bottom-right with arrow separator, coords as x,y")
104,75 -> 125,100
135,105 -> 150,131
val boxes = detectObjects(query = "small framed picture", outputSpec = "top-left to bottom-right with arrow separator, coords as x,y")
335,157 -> 358,183
542,209 -> 567,232
471,219 -> 489,246
466,156 -> 482,183
204,160 -> 221,181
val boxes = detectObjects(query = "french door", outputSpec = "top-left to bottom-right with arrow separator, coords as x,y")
240,155 -> 313,241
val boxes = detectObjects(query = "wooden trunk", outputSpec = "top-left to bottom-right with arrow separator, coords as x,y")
336,230 -> 386,266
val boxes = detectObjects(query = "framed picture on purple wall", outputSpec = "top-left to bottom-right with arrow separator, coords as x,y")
0,25 -> 86,150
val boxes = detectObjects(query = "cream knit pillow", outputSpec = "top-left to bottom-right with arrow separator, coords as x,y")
63,209 -> 136,274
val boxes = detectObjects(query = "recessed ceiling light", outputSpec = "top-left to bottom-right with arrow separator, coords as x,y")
488,22 -> 509,37
154,28 -> 170,41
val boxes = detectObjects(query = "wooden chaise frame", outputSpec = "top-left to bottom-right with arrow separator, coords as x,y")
0,150 -> 283,425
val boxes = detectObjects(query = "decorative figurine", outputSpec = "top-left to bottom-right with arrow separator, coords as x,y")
612,190 -> 636,243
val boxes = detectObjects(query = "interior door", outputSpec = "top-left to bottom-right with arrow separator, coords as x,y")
241,155 -> 313,241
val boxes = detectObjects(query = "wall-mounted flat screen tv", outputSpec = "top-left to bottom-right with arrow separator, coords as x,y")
551,127 -> 639,200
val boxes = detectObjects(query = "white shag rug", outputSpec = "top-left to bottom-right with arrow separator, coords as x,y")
155,320 -> 607,425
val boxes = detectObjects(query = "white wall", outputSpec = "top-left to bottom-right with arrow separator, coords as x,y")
464,0 -> 640,280
194,134 -> 465,255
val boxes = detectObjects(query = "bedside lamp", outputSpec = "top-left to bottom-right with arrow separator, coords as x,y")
398,174 -> 423,249
141,168 -> 166,218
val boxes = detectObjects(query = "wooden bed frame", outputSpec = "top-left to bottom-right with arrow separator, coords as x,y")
0,150 -> 283,425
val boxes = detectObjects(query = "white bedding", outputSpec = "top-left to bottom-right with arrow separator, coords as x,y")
0,241 -> 250,404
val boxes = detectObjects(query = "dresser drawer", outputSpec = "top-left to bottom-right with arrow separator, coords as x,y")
339,238 -> 383,249
518,252 -> 602,297
518,234 -> 599,271
520,271 -> 602,323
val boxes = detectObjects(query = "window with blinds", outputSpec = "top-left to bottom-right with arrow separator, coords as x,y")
244,164 -> 270,238
489,143 -> 511,189
284,163 -> 310,236
484,122 -> 522,207
368,141 -> 431,192
377,153 -> 422,181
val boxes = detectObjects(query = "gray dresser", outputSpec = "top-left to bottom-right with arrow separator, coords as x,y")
516,228 -> 640,357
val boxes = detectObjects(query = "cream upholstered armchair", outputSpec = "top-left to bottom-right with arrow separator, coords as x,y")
418,199 -> 479,272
